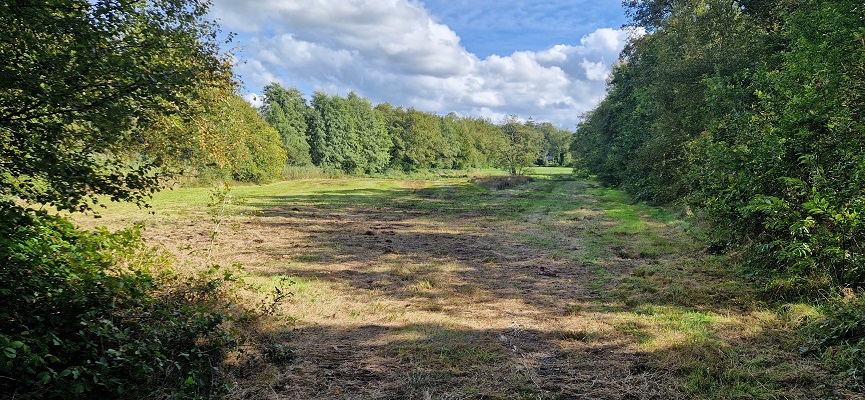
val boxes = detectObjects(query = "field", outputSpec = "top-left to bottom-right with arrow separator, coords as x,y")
75,167 -> 844,399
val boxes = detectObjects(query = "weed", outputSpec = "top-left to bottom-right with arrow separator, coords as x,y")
0,210 -> 243,398
803,292 -> 865,390
555,330 -> 596,342
633,265 -> 659,277
564,303 -> 584,316
414,279 -> 435,291
405,367 -> 430,388
620,276 -> 660,294
666,283 -> 694,304
260,342 -> 295,364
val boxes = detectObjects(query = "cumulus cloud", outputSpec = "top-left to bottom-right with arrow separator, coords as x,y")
212,0 -> 639,128
243,93 -> 263,108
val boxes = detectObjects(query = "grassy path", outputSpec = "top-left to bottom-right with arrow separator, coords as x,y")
79,168 -> 839,399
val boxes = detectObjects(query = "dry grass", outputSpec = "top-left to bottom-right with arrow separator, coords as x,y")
73,170 -> 847,399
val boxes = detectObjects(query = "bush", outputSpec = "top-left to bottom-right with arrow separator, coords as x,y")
688,0 -> 865,289
0,203 -> 242,399
803,292 -> 865,391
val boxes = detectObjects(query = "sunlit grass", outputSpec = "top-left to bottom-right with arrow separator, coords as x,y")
67,168 -> 838,399
394,324 -> 508,373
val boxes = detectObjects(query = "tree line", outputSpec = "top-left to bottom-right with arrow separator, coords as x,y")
572,0 -> 864,291
258,83 -> 574,176
1,1 -> 250,397
570,1 -> 863,383
155,82 -> 575,182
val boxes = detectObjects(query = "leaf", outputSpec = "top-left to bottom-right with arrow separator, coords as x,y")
37,371 -> 51,386
3,347 -> 16,359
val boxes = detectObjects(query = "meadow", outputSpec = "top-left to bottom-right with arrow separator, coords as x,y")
74,167 -> 842,399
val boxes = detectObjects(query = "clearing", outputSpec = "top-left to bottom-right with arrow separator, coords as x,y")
78,167 -> 848,399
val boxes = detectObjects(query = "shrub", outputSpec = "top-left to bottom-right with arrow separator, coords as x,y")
803,292 -> 865,391
0,203 -> 242,399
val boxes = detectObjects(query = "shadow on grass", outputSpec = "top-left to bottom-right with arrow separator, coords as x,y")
235,319 -> 833,400
240,181 -> 608,310
239,180 -> 734,315
221,178 -> 838,399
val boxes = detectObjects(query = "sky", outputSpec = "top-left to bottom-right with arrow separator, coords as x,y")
209,0 -> 637,129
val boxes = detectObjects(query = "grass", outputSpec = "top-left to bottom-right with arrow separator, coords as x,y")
70,167 -> 843,399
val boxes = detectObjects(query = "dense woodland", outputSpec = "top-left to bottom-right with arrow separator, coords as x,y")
571,0 -> 864,385
1,0 -> 863,398
573,0 -> 864,289
155,82 -> 573,181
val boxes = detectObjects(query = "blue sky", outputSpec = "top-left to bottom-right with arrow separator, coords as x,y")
210,0 -> 635,129
422,1 -> 628,58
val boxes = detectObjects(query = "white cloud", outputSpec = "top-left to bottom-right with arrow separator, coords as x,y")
243,93 -> 263,108
581,59 -> 609,81
213,0 -> 637,128
580,27 -> 626,53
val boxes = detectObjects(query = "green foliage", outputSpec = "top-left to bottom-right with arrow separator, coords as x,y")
220,95 -> 286,183
574,0 -> 762,203
376,104 -> 459,171
574,1 -> 864,385
0,204 -> 242,399
308,91 -> 391,174
261,83 -> 312,166
0,2 -> 280,398
0,0 -> 228,212
443,114 -> 505,169
692,0 -> 865,288
803,293 -> 865,390
375,105 -> 507,171
529,120 -> 572,166
258,83 -> 563,176
500,115 -> 543,175
151,89 -> 286,184
573,0 -> 864,288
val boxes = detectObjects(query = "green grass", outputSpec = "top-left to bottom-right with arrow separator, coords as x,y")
69,167 -> 842,399
527,166 -> 575,180
395,324 -> 507,372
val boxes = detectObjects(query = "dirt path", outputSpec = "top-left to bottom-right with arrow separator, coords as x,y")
140,177 -> 836,399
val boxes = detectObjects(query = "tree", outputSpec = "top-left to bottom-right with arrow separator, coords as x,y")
693,0 -> 865,287
347,93 -> 391,173
0,0 -> 228,213
0,1 -> 246,397
573,0 -> 764,202
141,86 -> 286,183
436,114 -> 461,169
458,116 -> 506,168
261,83 -> 312,166
380,106 -> 444,171
576,0 -> 865,287
307,91 -> 391,174
530,121 -> 572,166
500,116 -> 543,175
215,93 -> 287,182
